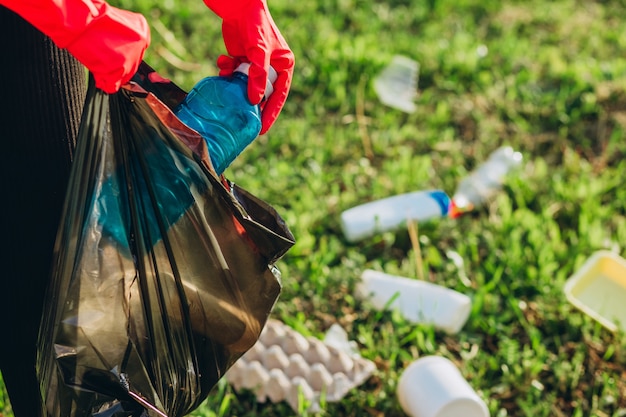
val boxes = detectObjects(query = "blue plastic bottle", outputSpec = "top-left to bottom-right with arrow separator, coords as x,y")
100,64 -> 276,247
174,63 -> 277,174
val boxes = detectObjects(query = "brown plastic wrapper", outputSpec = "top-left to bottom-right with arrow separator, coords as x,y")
36,63 -> 295,417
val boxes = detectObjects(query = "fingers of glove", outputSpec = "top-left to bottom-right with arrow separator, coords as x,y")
256,42 -> 294,133
218,53 -> 269,106
219,23 -> 271,105
67,6 -> 150,93
217,1 -> 293,131
216,54 -> 238,76
222,16 -> 293,108
259,62 -> 292,134
93,59 -> 141,93
219,8 -> 271,103
217,49 -> 293,134
247,58 -> 271,105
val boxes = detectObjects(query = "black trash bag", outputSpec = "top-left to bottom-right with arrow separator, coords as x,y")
36,63 -> 295,417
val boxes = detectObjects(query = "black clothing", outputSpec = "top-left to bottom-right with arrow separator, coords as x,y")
0,6 -> 87,416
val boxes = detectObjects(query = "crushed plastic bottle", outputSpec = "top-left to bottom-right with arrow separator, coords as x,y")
175,63 -> 277,174
450,146 -> 523,217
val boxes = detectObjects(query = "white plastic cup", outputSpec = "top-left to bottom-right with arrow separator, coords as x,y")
356,270 -> 471,334
340,190 -> 450,243
373,55 -> 420,113
397,356 -> 489,417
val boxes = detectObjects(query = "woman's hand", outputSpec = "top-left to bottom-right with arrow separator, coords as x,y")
204,0 -> 294,134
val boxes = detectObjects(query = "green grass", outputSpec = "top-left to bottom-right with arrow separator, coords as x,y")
4,0 -> 626,416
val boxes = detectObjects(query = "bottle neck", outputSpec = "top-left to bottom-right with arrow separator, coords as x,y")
232,71 -> 249,83
233,63 -> 277,98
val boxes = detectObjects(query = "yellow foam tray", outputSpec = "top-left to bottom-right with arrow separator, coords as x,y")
564,251 -> 626,332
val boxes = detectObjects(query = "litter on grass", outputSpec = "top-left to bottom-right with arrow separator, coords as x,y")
373,55 -> 419,113
398,356 -> 489,417
340,190 -> 450,242
225,319 -> 376,412
356,269 -> 472,334
564,250 -> 626,332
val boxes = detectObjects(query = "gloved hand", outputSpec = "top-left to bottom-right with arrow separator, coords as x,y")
204,0 -> 294,134
0,0 -> 150,93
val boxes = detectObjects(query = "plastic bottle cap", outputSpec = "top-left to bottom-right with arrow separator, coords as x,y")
235,63 -> 278,98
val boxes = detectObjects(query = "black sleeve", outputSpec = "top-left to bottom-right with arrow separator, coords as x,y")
0,6 -> 87,417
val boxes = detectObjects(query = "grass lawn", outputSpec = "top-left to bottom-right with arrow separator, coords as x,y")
3,0 -> 626,416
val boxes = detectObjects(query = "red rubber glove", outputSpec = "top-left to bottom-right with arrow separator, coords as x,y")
0,0 -> 150,93
204,0 -> 294,134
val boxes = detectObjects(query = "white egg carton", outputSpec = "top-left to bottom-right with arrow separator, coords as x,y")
225,319 -> 376,412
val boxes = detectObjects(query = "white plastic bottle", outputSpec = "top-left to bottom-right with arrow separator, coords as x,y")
340,190 -> 450,242
451,146 -> 523,215
355,270 -> 472,334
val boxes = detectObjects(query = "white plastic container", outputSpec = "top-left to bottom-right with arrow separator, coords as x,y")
397,356 -> 489,417
373,55 -> 420,113
564,250 -> 626,332
451,147 -> 523,215
356,270 -> 471,334
340,190 -> 450,242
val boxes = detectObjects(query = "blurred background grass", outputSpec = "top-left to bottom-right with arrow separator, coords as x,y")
3,0 -> 626,416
